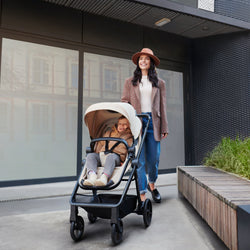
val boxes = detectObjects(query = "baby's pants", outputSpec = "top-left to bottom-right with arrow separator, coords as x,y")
85,152 -> 120,177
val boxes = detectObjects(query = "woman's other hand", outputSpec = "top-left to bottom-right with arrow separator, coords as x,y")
161,133 -> 168,139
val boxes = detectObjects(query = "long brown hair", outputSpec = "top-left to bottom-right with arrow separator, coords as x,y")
131,58 -> 159,87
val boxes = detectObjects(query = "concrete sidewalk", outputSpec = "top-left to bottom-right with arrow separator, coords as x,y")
0,174 -> 227,250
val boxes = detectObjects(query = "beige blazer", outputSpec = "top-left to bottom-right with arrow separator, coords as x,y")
121,77 -> 169,141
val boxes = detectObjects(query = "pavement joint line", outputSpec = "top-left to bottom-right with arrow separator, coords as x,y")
0,183 -> 176,203
0,194 -> 72,203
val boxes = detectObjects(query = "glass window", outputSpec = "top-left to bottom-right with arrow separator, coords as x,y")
158,69 -> 185,168
0,102 -> 8,132
31,103 -> 50,134
32,57 -> 49,85
83,53 -> 134,101
71,63 -> 78,89
66,104 -> 78,137
82,53 -> 134,152
104,68 -> 118,91
0,38 -> 79,181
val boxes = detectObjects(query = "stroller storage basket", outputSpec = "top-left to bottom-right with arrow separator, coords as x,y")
74,194 -> 137,219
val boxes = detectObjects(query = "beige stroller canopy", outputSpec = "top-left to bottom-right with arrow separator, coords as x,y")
84,102 -> 141,139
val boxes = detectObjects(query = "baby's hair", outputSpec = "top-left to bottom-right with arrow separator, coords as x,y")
116,115 -> 130,129
118,115 -> 126,120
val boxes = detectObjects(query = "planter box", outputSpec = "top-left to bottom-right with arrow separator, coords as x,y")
178,166 -> 250,250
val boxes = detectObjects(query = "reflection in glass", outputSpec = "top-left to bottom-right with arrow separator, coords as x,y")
82,53 -> 134,153
0,38 -> 79,181
158,69 -> 185,167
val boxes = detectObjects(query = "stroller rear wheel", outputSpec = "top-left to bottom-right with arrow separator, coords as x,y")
70,216 -> 84,242
143,199 -> 152,228
111,219 -> 123,245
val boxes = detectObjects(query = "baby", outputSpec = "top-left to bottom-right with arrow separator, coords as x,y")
83,116 -> 133,186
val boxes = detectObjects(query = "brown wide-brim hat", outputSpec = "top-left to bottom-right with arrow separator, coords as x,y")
132,48 -> 160,67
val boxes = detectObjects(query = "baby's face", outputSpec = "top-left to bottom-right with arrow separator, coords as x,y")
117,118 -> 129,133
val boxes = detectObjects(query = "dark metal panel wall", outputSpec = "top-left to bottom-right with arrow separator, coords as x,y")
1,0 -> 82,42
82,13 -> 143,54
143,27 -> 191,64
1,0 -> 191,63
191,31 -> 250,164
82,13 -> 191,63
215,0 -> 250,23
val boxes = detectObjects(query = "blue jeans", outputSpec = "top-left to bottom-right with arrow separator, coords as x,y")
137,113 -> 161,194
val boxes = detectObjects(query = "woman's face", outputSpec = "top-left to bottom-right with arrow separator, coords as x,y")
138,55 -> 151,71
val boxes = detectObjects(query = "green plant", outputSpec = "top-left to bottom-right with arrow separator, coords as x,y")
203,136 -> 250,180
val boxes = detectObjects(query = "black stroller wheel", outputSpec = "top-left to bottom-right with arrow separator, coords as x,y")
111,219 -> 123,245
87,212 -> 97,223
143,199 -> 152,228
70,216 -> 84,242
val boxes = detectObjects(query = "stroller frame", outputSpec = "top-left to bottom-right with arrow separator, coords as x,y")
69,113 -> 151,245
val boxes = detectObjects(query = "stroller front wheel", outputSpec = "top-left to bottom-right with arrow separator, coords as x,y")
70,216 -> 84,242
143,199 -> 152,228
111,219 -> 123,245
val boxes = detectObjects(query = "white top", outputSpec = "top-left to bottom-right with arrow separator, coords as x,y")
139,75 -> 152,112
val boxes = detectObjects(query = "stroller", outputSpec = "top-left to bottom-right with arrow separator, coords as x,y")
70,102 -> 152,245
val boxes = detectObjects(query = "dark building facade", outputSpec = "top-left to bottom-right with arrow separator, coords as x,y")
0,0 -> 249,186
191,31 -> 250,163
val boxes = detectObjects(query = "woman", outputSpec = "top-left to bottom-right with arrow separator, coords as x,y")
121,48 -> 168,203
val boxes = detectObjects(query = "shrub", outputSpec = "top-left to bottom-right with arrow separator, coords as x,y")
203,136 -> 250,180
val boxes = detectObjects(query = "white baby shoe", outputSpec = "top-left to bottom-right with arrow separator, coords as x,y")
83,172 -> 97,186
95,174 -> 108,186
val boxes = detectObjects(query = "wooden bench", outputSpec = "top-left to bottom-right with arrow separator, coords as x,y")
178,166 -> 250,250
